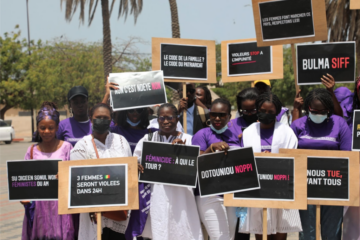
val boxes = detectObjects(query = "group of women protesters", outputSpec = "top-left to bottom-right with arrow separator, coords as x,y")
19,74 -> 359,240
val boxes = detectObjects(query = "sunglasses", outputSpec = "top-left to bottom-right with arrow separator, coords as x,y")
240,109 -> 257,115
178,88 -> 196,94
158,116 -> 177,122
209,112 -> 228,119
308,106 -> 328,115
127,108 -> 144,114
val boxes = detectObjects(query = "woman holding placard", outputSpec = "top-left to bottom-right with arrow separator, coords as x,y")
21,105 -> 77,240
240,92 -> 302,240
291,88 -> 351,240
192,98 -> 239,240
133,103 -> 203,240
71,103 -> 132,240
230,88 -> 260,140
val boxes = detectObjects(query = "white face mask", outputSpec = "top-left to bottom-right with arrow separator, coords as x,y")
309,112 -> 327,124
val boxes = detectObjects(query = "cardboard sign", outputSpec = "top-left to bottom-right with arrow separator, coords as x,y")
279,149 -> 359,206
252,0 -> 327,46
58,157 -> 139,214
109,71 -> 167,111
7,159 -> 61,201
69,164 -> 127,208
221,39 -> 283,82
307,157 -> 349,201
224,153 -> 308,210
152,37 -> 216,83
297,42 -> 356,85
197,147 -> 260,197
139,142 -> 199,187
234,157 -> 294,201
352,110 -> 360,151
350,0 -> 360,9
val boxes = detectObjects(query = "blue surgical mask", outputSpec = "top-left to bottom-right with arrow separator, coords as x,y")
210,124 -> 228,134
126,117 -> 141,127
309,112 -> 327,124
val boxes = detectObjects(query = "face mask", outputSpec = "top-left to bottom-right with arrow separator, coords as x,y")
210,124 -> 228,134
242,114 -> 258,124
257,112 -> 276,125
92,119 -> 111,134
309,112 -> 327,124
126,117 -> 140,127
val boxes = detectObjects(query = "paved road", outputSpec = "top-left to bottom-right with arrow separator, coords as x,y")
0,142 -> 33,240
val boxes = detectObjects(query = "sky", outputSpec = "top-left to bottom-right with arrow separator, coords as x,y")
0,0 -> 256,53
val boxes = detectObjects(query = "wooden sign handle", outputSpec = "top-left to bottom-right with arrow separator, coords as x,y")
182,82 -> 187,134
316,205 -> 321,240
291,44 -> 300,93
263,208 -> 267,240
97,212 -> 102,240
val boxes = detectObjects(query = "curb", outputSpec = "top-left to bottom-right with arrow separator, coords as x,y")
13,138 -> 24,142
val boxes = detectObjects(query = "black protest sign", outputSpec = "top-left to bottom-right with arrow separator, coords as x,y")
307,157 -> 349,200
259,0 -> 315,41
234,157 -> 294,200
228,42 -> 272,76
7,160 -> 60,201
69,164 -> 127,208
198,147 -> 260,197
109,71 -> 167,111
139,142 -> 199,187
352,110 -> 360,151
161,44 -> 207,80
297,42 -> 355,85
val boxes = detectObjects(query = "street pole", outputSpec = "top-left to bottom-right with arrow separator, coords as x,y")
26,0 -> 34,134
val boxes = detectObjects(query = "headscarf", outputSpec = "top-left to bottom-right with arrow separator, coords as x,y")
36,107 -> 60,126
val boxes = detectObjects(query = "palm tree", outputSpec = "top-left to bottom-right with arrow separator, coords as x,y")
168,0 -> 180,38
61,0 -> 143,83
326,0 -> 360,74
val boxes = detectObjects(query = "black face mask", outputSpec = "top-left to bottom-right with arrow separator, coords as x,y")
242,114 -> 258,124
257,112 -> 276,125
92,119 -> 111,134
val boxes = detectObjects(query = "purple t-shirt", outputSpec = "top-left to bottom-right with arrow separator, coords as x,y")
110,125 -> 157,153
56,118 -> 92,146
229,116 -> 251,138
260,127 -> 274,152
277,107 -> 289,122
192,127 -> 240,151
291,115 -> 351,151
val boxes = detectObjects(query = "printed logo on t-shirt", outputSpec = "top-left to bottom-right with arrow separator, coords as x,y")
300,135 -> 337,142
129,142 -> 137,146
67,138 -> 82,143
261,145 -> 272,150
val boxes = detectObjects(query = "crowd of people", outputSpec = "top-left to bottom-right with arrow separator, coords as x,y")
19,75 -> 360,240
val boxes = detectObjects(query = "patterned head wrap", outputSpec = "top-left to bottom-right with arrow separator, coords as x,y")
36,107 -> 60,126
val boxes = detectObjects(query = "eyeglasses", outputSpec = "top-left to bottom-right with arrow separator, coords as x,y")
240,109 -> 257,115
127,109 -> 144,114
209,112 -> 228,119
308,107 -> 328,115
158,116 -> 177,122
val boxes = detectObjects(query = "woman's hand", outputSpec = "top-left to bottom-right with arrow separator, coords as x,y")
178,98 -> 188,113
293,89 -> 303,110
211,141 -> 230,155
263,150 -> 271,153
172,139 -> 186,145
237,133 -> 243,140
321,73 -> 335,92
138,163 -> 144,174
105,81 -> 119,95
89,212 -> 97,223
20,201 -> 31,205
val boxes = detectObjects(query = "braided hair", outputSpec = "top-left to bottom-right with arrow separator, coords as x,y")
304,88 -> 334,115
90,103 -> 113,119
255,92 -> 282,115
115,108 -> 149,129
157,103 -> 179,116
352,76 -> 360,114
211,98 -> 231,114
236,88 -> 260,113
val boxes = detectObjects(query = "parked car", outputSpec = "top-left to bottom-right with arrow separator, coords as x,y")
0,119 -> 15,144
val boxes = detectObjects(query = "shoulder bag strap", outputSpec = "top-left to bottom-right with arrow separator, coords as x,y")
91,136 -> 100,159
30,144 -> 35,159
197,106 -> 206,124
